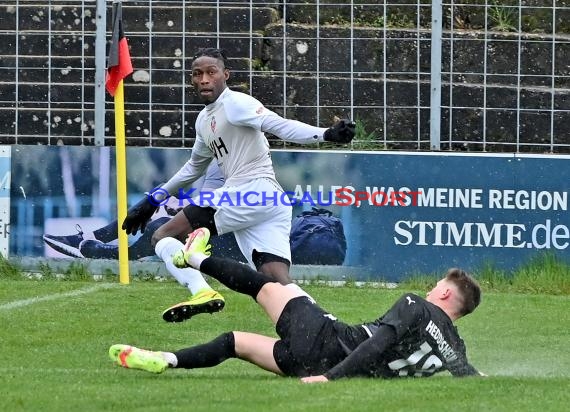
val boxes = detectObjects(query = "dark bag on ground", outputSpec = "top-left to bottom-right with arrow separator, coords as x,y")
290,207 -> 347,265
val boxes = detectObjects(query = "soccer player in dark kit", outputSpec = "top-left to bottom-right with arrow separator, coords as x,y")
109,227 -> 485,381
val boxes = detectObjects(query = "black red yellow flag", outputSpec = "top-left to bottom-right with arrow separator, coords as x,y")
105,2 -> 133,96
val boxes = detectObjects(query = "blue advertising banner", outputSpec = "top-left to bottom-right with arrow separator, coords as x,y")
271,151 -> 569,280
8,146 -> 569,281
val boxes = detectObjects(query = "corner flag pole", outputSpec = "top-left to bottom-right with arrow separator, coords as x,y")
114,81 -> 130,284
106,1 -> 133,284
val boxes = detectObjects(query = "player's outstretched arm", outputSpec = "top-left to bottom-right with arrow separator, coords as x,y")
323,119 -> 356,144
260,116 -> 327,144
446,352 -> 483,377
323,325 -> 397,380
160,151 -> 212,196
260,115 -> 355,146
122,195 -> 160,235
269,116 -> 355,144
123,149 -> 212,236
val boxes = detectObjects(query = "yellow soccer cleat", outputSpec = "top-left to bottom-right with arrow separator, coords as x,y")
172,227 -> 212,268
162,289 -> 225,322
109,344 -> 168,374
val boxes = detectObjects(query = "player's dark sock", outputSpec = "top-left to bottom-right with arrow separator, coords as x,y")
200,257 -> 272,299
174,332 -> 235,369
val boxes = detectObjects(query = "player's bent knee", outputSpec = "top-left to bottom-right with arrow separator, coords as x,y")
150,230 -> 166,247
256,283 -> 301,324
233,331 -> 282,375
256,282 -> 290,302
233,331 -> 265,361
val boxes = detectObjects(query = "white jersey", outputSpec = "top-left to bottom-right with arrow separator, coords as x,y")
193,88 -> 276,187
162,87 -> 328,194
159,88 -> 330,264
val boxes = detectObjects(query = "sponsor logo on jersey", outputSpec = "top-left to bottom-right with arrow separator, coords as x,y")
210,116 -> 216,133
209,137 -> 228,159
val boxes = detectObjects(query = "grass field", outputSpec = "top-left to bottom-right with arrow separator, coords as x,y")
1,259 -> 569,412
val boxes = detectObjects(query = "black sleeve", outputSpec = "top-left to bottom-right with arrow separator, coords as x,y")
450,362 -> 480,377
377,294 -> 424,339
324,325 -> 397,380
447,353 -> 480,377
444,332 -> 480,377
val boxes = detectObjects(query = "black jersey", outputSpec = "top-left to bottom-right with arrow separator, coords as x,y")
328,293 -> 478,379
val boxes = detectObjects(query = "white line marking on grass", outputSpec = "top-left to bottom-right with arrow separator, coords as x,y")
0,283 -> 117,310
0,367 -> 107,374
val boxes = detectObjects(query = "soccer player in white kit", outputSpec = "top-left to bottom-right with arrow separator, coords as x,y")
121,48 -> 356,322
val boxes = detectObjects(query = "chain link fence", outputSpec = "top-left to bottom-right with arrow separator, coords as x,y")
1,1 -> 569,152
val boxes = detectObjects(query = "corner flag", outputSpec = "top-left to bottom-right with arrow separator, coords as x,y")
106,2 -> 133,96
106,1 -> 132,284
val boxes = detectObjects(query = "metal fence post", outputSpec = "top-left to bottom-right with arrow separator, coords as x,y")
430,0 -> 443,151
94,0 -> 107,146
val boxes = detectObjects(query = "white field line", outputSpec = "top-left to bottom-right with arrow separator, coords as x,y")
0,283 -> 117,310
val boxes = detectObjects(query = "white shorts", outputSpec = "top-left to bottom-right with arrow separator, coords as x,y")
205,178 -> 292,267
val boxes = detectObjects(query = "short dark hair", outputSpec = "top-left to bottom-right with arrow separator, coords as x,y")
445,268 -> 481,316
192,48 -> 230,69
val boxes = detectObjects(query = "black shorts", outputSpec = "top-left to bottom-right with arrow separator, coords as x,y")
273,297 -> 346,377
182,205 -> 217,235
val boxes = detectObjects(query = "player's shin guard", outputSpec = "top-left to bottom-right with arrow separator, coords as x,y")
174,332 -> 236,369
200,257 -> 271,299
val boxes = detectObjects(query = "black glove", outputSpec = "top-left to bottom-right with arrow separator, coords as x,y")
122,195 -> 159,235
323,119 -> 356,144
